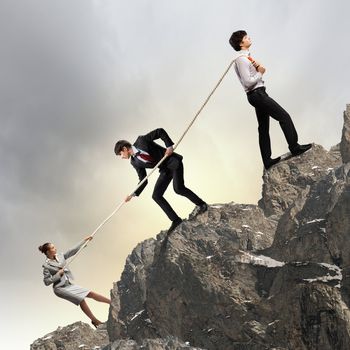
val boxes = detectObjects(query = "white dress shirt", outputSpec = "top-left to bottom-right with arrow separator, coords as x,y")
131,145 -> 152,163
132,145 -> 173,163
234,49 -> 265,93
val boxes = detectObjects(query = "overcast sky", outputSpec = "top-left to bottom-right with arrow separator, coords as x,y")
1,0 -> 349,347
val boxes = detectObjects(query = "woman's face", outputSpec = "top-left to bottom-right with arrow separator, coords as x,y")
46,244 -> 57,258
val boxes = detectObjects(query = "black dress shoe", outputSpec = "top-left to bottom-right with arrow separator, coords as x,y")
196,202 -> 208,215
265,157 -> 281,170
291,143 -> 312,156
168,218 -> 182,234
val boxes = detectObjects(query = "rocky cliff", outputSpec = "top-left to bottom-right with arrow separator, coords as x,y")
32,105 -> 350,350
30,322 -> 109,350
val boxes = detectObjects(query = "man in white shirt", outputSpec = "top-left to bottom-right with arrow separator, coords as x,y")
229,30 -> 312,170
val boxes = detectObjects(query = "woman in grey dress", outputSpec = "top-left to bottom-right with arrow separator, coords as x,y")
39,236 -> 110,327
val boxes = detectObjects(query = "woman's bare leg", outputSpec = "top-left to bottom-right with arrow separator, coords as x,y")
87,291 -> 111,304
80,299 -> 101,326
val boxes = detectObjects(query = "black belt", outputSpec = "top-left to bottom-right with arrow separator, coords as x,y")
247,87 -> 265,96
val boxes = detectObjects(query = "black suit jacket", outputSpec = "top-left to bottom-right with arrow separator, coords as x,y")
131,128 -> 183,196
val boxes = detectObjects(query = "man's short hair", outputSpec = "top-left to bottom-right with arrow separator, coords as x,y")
229,30 -> 247,51
114,140 -> 131,155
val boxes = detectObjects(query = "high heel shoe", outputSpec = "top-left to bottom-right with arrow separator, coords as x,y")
91,320 -> 102,328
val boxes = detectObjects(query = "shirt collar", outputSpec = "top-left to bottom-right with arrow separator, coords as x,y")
46,254 -> 59,263
239,49 -> 250,56
132,146 -> 150,156
131,145 -> 139,156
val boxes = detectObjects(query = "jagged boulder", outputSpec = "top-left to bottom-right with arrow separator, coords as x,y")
258,144 -> 342,217
108,238 -> 157,341
108,202 -> 350,349
262,263 -> 350,350
266,163 -> 350,264
30,321 -> 109,350
108,204 -> 277,345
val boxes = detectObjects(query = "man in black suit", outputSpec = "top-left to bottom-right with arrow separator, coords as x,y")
114,128 -> 208,233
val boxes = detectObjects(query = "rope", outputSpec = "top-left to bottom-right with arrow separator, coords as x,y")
64,56 -> 237,268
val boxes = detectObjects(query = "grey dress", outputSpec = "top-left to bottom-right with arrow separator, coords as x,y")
42,240 -> 90,305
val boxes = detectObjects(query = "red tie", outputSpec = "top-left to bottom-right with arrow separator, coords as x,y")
247,56 -> 258,70
138,152 -> 153,162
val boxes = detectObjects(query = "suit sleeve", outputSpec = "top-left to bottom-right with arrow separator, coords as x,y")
43,266 -> 61,286
63,240 -> 86,260
142,128 -> 174,148
235,56 -> 263,89
132,164 -> 148,196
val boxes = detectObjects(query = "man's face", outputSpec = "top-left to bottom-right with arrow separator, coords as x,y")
240,35 -> 252,49
119,146 -> 130,159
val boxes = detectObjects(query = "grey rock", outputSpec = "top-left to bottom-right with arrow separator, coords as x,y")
103,337 -> 205,350
264,263 -> 350,350
30,321 -> 109,350
32,105 -> 350,350
258,144 -> 341,217
108,203 -> 277,343
340,104 -> 350,163
266,163 -> 350,264
108,238 -> 158,341
110,215 -> 350,349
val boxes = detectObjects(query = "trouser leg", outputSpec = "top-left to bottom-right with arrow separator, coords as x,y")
152,171 -> 179,221
263,93 -> 299,150
248,89 -> 299,153
172,161 -> 205,206
255,107 -> 271,165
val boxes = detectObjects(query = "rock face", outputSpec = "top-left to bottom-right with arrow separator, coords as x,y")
30,321 -> 109,350
108,203 -> 350,349
108,203 -> 278,349
104,337 -> 205,350
32,105 -> 350,349
258,143 -> 341,217
340,104 -> 350,163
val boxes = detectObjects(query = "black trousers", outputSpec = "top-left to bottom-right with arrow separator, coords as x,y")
152,157 -> 204,221
247,87 -> 299,166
